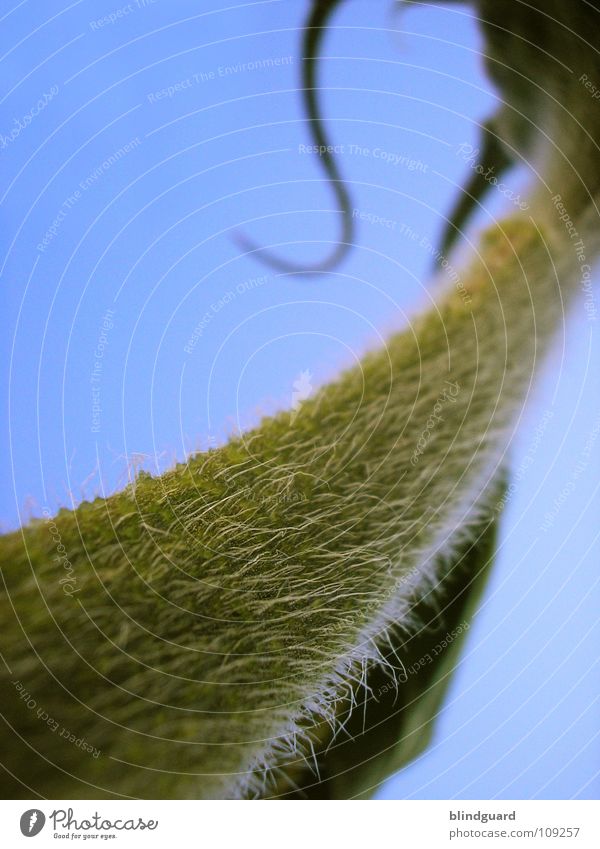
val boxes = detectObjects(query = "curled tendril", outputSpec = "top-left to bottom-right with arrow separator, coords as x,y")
236,0 -> 516,276
437,116 -> 514,264
234,0 -> 352,276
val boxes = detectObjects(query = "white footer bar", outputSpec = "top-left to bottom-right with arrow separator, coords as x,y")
1,799 -> 598,848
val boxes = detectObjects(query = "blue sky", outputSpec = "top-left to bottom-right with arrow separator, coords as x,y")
1,0 -> 598,799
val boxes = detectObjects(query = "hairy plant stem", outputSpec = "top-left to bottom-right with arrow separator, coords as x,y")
1,0 -> 599,799
1,192 -> 595,799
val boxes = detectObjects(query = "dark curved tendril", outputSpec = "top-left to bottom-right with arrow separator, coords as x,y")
437,116 -> 514,265
394,4 -> 515,267
237,0 -> 507,275
234,0 -> 352,276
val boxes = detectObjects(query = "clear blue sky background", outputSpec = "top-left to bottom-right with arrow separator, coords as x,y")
1,0 -> 598,799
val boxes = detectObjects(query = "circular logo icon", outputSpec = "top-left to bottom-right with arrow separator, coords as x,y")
19,810 -> 46,837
